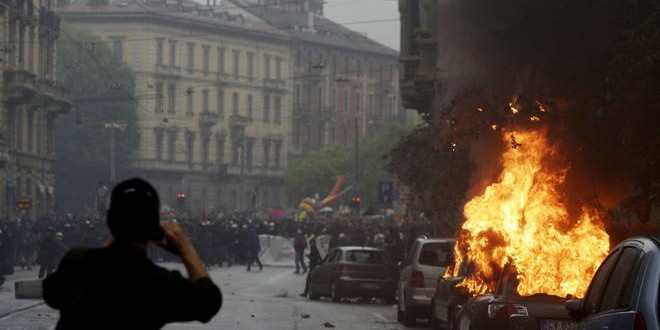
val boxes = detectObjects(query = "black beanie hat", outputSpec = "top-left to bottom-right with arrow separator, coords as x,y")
107,178 -> 162,242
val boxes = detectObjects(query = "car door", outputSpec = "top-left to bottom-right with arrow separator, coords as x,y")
580,246 -> 643,330
315,249 -> 342,293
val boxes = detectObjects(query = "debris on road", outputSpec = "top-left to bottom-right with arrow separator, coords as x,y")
323,321 -> 336,328
301,313 -> 310,319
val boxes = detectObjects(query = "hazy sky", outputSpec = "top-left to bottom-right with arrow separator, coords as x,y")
323,0 -> 401,51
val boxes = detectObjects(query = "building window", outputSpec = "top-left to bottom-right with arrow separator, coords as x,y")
331,88 -> 337,109
217,47 -> 225,74
247,52 -> 254,81
232,92 -> 239,116
231,141 -> 240,166
274,140 -> 282,168
202,45 -> 210,74
343,89 -> 349,113
187,42 -> 195,72
185,131 -> 195,168
274,96 -> 281,124
317,86 -> 323,109
186,87 -> 194,116
201,136 -> 210,168
263,95 -> 271,123
343,55 -> 349,74
216,136 -> 225,165
246,138 -> 254,171
155,83 -> 164,112
379,62 -> 384,81
355,91 -> 361,113
295,84 -> 301,105
369,60 -> 374,79
332,55 -> 337,75
169,40 -> 177,66
167,130 -> 178,161
27,110 -> 33,153
168,83 -> 176,114
232,49 -> 240,80
264,54 -> 271,79
217,89 -> 225,118
202,89 -> 209,113
368,93 -> 375,117
275,57 -> 282,80
155,128 -> 164,161
263,138 -> 271,168
112,39 -> 123,61
356,59 -> 362,77
247,95 -> 253,119
156,38 -> 164,65
295,49 -> 301,68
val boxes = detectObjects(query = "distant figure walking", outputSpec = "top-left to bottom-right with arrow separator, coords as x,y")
43,178 -> 222,330
37,231 -> 66,279
300,238 -> 322,297
293,230 -> 308,274
246,227 -> 263,271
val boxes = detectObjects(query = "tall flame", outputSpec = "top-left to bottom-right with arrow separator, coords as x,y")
450,130 -> 609,298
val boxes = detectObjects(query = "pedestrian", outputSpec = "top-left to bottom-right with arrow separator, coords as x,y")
43,178 -> 222,330
246,227 -> 263,271
300,238 -> 322,297
293,230 -> 308,274
0,227 -> 14,286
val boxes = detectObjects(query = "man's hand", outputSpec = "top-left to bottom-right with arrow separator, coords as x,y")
154,221 -> 194,256
155,221 -> 208,281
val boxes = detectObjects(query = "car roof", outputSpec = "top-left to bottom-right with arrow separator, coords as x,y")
415,237 -> 455,244
336,246 -> 384,252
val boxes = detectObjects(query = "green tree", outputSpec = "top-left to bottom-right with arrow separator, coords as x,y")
54,25 -> 138,211
285,124 -> 413,210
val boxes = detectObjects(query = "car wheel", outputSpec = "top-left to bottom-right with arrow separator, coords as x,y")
330,282 -> 341,303
404,306 -> 417,327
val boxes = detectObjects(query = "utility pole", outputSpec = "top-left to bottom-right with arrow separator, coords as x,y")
104,122 -> 127,183
354,114 -> 360,216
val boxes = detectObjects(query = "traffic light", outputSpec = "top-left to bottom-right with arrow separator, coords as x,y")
16,196 -> 31,209
349,196 -> 361,211
176,193 -> 186,205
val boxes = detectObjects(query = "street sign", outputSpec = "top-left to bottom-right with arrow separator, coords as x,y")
378,181 -> 394,205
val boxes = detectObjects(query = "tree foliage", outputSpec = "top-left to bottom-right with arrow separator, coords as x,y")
55,25 -> 138,211
390,0 -> 660,232
285,124 -> 413,209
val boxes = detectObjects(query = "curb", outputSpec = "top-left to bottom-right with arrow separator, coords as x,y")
0,301 -> 45,320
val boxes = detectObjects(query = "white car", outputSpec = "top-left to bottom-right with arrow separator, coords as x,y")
397,237 -> 455,326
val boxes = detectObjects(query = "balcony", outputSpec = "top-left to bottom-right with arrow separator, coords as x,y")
4,69 -> 37,103
199,111 -> 219,127
229,114 -> 251,128
154,64 -> 182,77
262,78 -> 286,92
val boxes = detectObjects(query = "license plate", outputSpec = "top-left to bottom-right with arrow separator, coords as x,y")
539,319 -> 577,330
361,283 -> 379,290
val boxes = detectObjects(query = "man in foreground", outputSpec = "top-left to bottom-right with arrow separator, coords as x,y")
43,178 -> 222,330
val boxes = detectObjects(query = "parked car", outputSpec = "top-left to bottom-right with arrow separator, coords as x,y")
307,246 -> 398,302
454,265 -> 576,330
397,237 -> 455,326
566,235 -> 659,330
430,269 -> 470,330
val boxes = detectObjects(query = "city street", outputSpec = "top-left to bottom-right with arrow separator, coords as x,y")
0,265 -> 420,330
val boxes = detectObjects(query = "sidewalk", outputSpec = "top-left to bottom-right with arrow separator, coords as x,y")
0,267 -> 44,317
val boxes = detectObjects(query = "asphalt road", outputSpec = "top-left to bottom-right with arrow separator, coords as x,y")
0,265 -> 425,330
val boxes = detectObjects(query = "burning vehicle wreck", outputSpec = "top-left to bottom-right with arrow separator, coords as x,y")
430,129 -> 612,330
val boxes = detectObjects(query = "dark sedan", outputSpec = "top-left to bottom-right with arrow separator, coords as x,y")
307,246 -> 398,303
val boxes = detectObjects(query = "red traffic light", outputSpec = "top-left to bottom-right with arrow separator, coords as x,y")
177,193 -> 186,199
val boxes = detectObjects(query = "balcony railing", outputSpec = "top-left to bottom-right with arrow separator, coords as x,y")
262,78 -> 286,91
199,111 -> 219,126
154,64 -> 182,77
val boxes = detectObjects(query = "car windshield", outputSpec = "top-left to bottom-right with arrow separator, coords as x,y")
345,250 -> 385,264
418,242 -> 453,267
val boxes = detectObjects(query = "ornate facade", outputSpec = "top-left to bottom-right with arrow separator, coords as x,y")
0,0 -> 70,219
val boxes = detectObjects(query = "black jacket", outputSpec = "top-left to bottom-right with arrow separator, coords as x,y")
43,243 -> 222,330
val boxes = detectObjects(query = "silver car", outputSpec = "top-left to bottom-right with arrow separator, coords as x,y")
397,237 -> 455,326
567,235 -> 659,330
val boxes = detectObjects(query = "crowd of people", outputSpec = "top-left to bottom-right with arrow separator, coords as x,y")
0,208 -> 434,284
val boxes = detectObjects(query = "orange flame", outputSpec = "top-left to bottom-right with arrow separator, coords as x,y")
449,130 -> 609,298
